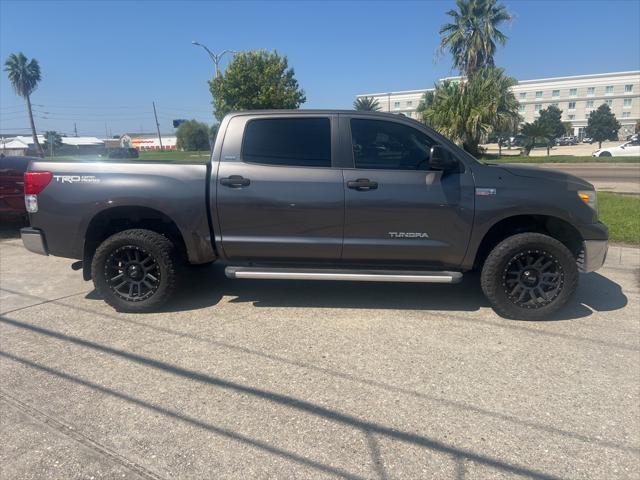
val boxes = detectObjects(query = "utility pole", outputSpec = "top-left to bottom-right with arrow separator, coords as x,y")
191,41 -> 237,77
74,123 -> 78,137
105,123 -> 108,138
152,101 -> 163,150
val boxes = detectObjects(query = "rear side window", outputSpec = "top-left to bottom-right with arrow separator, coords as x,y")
242,117 -> 331,167
350,118 -> 435,170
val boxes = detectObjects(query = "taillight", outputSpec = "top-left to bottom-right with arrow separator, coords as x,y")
24,171 -> 53,195
24,171 -> 53,213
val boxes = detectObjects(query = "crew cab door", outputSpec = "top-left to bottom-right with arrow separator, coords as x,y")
339,115 -> 475,268
214,114 -> 344,262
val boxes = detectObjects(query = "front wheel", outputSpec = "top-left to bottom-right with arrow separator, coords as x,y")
91,229 -> 178,312
598,151 -> 612,157
480,233 -> 578,320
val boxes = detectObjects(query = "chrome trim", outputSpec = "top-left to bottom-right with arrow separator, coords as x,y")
226,267 -> 462,284
580,240 -> 608,272
21,228 -> 48,256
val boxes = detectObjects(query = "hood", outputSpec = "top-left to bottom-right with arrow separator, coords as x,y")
495,164 -> 593,189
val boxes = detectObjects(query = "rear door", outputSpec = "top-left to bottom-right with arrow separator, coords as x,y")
339,115 -> 475,268
215,114 -> 344,262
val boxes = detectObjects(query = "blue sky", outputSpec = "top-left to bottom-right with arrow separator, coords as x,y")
1,0 -> 639,137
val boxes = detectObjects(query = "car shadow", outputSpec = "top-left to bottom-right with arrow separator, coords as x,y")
85,263 -> 628,320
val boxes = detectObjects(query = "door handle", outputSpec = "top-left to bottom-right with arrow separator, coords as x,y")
220,175 -> 250,188
347,178 -> 378,191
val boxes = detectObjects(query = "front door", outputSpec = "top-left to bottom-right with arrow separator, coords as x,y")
341,116 -> 475,268
215,115 -> 344,262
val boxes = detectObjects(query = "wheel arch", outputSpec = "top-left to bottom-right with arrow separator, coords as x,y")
471,214 -> 584,271
82,206 -> 187,280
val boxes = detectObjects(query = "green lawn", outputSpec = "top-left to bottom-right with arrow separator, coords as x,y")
43,150 -> 211,162
598,192 -> 640,245
480,155 -> 640,164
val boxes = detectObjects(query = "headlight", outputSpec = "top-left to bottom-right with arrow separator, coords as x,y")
578,190 -> 597,211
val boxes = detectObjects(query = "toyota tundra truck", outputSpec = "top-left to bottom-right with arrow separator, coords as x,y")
20,110 -> 608,319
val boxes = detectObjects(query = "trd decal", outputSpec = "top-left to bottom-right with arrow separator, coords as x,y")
53,175 -> 101,184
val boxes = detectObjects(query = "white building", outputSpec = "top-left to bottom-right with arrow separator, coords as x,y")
120,133 -> 177,151
357,71 -> 640,139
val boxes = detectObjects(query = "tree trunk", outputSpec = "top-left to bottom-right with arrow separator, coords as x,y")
26,95 -> 43,157
547,143 -> 550,156
498,140 -> 502,158
598,140 -> 602,149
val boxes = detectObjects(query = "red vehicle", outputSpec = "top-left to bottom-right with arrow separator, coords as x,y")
0,155 -> 35,220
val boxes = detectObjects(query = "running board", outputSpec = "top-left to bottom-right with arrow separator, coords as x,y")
225,266 -> 463,284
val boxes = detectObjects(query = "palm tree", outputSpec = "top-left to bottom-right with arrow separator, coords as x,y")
4,52 -> 43,156
520,120 -> 552,156
353,96 -> 381,111
420,67 -> 519,157
439,0 -> 512,77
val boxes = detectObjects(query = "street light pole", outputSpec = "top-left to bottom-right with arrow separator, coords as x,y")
191,41 -> 237,77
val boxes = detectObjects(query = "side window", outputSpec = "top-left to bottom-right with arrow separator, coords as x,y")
242,117 -> 331,167
350,118 -> 435,170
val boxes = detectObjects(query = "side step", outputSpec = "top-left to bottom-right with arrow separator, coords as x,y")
225,266 -> 463,284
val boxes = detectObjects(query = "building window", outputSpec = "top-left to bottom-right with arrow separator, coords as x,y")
605,99 -> 613,107
624,98 -> 632,107
534,103 -> 542,112
519,92 -> 527,100
586,100 -> 594,108
535,91 -> 543,99
393,101 -> 400,109
518,105 -> 525,113
605,85 -> 614,95
568,101 -> 576,110
569,88 -> 577,97
551,103 -> 559,107
568,114 -> 575,120
625,84 -> 633,93
552,90 -> 560,98
406,100 -> 413,107
622,112 -> 631,118
587,87 -> 595,96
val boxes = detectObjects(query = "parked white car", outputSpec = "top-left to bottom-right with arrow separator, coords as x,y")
593,140 -> 640,157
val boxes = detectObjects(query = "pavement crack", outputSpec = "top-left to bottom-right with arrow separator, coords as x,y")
0,390 -> 166,480
0,290 -> 90,315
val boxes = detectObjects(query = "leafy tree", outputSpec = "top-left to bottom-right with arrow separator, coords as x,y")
562,122 -> 574,136
209,50 -> 306,121
176,120 -> 211,151
4,52 -> 43,156
585,104 -> 621,148
520,120 -> 552,156
420,67 -> 519,157
353,96 -> 381,111
438,0 -> 512,77
537,105 -> 565,155
43,130 -> 62,156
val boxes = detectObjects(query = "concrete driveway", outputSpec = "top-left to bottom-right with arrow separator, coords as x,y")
1,238 -> 639,479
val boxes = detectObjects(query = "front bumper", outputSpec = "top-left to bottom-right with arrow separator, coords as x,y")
21,227 -> 48,256
579,240 -> 608,272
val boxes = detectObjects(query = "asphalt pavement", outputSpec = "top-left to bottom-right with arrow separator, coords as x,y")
1,238 -> 639,479
536,163 -> 640,194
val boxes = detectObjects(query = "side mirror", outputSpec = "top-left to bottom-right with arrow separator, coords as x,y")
430,145 -> 458,172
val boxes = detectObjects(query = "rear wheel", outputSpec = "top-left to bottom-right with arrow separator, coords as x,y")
481,233 -> 578,320
92,229 -> 178,312
599,151 -> 612,157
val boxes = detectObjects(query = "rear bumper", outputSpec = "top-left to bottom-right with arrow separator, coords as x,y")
21,227 -> 48,256
580,240 -> 608,273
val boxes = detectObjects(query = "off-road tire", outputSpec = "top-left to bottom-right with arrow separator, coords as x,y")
481,233 -> 578,320
92,229 -> 178,312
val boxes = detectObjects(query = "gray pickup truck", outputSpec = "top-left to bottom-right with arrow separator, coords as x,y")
21,110 -> 608,319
